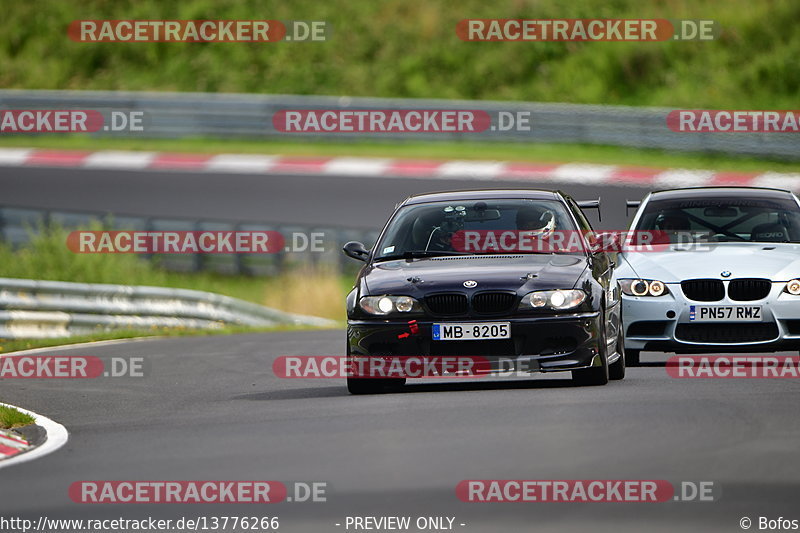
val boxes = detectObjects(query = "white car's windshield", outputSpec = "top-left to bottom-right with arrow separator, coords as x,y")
635,196 -> 800,243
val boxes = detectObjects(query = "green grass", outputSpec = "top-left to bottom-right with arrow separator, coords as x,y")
2,135 -> 799,173
0,223 -> 271,302
1,0 -> 798,109
0,405 -> 36,429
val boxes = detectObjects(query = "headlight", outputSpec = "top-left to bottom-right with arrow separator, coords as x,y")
785,279 -> 800,295
359,295 -> 422,315
519,289 -> 586,311
619,279 -> 670,297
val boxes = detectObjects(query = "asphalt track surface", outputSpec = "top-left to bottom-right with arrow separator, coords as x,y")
0,166 -> 634,231
1,333 -> 799,532
1,166 -> 799,532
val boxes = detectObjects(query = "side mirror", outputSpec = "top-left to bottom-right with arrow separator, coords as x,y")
343,241 -> 370,262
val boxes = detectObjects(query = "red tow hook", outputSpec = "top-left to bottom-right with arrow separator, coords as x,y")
397,320 -> 420,339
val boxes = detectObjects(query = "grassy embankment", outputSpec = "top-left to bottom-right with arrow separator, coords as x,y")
0,227 -> 350,353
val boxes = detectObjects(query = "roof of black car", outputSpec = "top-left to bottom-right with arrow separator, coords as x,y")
402,189 -> 561,205
649,186 -> 794,200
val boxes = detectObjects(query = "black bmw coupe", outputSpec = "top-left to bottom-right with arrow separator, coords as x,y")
342,189 -> 625,394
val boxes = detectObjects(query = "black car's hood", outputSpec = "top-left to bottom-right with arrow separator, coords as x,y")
362,254 -> 588,296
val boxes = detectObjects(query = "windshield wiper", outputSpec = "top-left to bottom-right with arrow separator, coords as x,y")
374,250 -> 472,262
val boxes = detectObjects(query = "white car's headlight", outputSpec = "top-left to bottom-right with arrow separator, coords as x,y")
620,279 -> 669,297
359,295 -> 422,315
785,279 -> 800,295
519,289 -> 586,311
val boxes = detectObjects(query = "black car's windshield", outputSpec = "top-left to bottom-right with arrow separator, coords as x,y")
634,195 -> 800,243
373,199 -> 580,260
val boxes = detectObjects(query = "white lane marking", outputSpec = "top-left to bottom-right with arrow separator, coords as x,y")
83,151 -> 157,169
207,154 -> 278,173
435,161 -> 506,180
0,403 -> 68,470
550,163 -> 618,183
324,158 -> 392,176
652,169 -> 716,188
0,335 -> 161,357
751,172 -> 800,192
0,148 -> 33,166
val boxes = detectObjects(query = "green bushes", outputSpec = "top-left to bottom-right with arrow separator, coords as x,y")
1,0 -> 797,107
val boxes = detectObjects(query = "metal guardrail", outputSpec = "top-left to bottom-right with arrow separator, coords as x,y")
0,205 -> 378,276
0,277 -> 335,339
0,89 -> 797,159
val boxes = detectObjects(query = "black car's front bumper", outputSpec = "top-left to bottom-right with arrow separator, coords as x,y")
347,312 -> 604,375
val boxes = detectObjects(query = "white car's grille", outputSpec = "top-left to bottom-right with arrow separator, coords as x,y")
728,279 -> 771,301
681,278 -> 772,302
681,279 -> 724,301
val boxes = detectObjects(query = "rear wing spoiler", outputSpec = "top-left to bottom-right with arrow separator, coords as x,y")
626,200 -> 641,216
577,198 -> 601,222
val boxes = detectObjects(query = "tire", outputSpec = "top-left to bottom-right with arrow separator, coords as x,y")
625,349 -> 641,367
572,324 -> 610,386
609,330 -> 626,381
